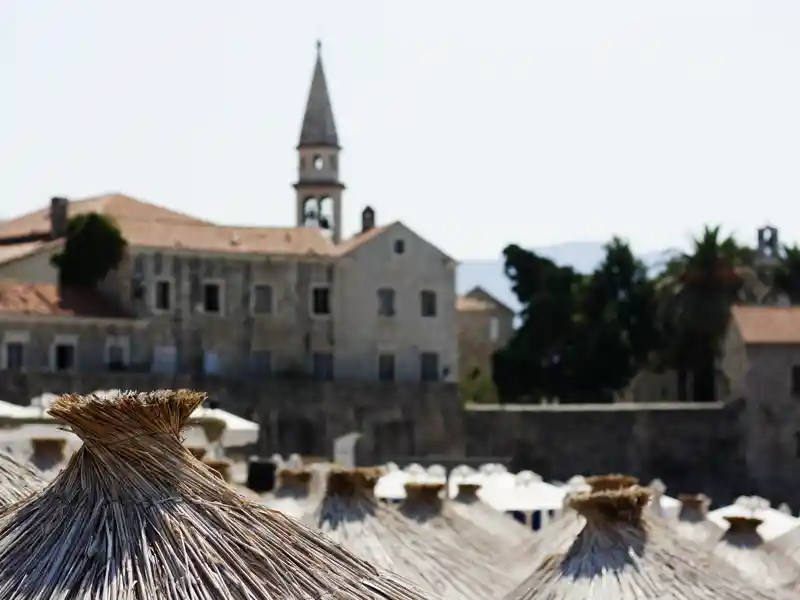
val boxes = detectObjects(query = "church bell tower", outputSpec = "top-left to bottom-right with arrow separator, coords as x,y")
294,41 -> 345,243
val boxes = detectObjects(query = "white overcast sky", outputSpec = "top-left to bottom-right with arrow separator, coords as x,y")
0,1 -> 797,260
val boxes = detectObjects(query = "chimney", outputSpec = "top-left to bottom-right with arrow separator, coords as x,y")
361,206 -> 375,233
50,197 -> 69,238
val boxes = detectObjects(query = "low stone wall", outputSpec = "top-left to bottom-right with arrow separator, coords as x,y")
464,402 -> 748,506
0,373 -> 465,465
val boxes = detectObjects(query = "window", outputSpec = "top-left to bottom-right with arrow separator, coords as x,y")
153,345 -> 177,374
312,286 -> 332,316
394,239 -> 405,255
312,352 -> 334,381
105,336 -> 130,371
420,290 -> 437,317
51,336 -> 78,372
253,284 -> 273,314
250,350 -> 272,376
2,337 -> 25,371
420,352 -> 439,382
203,282 -> 223,314
154,280 -> 172,311
203,351 -> 221,375
792,365 -> 800,396
377,288 -> 396,316
489,317 -> 500,342
378,354 -> 395,382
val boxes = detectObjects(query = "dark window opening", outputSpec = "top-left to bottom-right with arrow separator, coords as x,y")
203,283 -> 222,314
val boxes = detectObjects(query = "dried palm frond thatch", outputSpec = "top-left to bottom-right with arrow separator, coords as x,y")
675,493 -> 724,544
399,482 -> 506,557
505,486 -> 783,600
264,467 -> 319,519
186,446 -> 207,460
450,483 -> 534,546
29,436 -> 66,471
308,468 -> 513,600
0,390 -> 430,599
712,516 -> 800,591
202,458 -> 232,482
503,473 -> 639,580
583,473 -> 638,492
0,450 -> 45,506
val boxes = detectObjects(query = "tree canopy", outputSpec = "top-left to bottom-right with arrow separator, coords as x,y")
491,226 -> 794,404
51,213 -> 127,287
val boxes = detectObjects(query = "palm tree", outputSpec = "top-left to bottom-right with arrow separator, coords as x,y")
773,244 -> 800,304
655,226 -> 747,401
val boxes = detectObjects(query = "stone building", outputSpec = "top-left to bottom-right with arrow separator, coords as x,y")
0,44 -> 458,387
456,286 -> 514,381
720,305 -> 800,503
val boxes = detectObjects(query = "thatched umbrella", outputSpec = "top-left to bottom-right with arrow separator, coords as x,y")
711,516 -> 800,591
0,390 -> 430,599
399,482 -> 506,557
504,486 -> 783,599
0,450 -> 44,505
675,493 -> 724,544
307,468 -> 513,600
263,467 -> 318,519
503,474 -> 637,580
450,483 -> 536,546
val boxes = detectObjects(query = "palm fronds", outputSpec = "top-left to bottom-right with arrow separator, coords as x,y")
308,468 -> 513,600
0,450 -> 45,506
399,483 -> 507,558
505,487 -> 783,599
450,483 -> 534,546
675,493 -> 724,544
264,467 -> 319,519
711,516 -> 800,591
0,390 -> 431,599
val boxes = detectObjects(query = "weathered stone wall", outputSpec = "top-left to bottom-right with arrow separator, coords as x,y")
0,372 -> 464,464
740,344 -> 800,507
0,368 -> 786,508
462,402 -> 749,507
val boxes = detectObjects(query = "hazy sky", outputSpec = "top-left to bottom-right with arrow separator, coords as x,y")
1,1 -> 799,260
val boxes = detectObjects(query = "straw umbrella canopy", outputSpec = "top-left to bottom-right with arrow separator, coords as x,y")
0,450 -> 44,505
504,486 -> 785,600
450,483 -> 535,547
264,467 -> 319,519
503,474 -> 636,580
675,493 -> 725,544
307,468 -> 513,600
711,516 -> 800,591
0,390 -> 430,599
398,482 -> 507,557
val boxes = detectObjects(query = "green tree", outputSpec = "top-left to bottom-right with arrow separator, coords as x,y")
569,237 -> 661,400
773,244 -> 800,303
493,245 -> 586,402
655,225 -> 745,402
51,213 -> 127,286
459,367 -> 499,404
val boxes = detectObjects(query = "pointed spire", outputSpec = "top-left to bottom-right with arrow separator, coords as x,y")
298,41 -> 339,148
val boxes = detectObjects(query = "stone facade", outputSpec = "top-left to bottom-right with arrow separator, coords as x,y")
0,47 -> 459,386
0,371 -> 464,462
456,286 -> 514,380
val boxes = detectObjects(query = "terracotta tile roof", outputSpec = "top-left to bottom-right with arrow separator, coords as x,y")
731,306 -> 800,344
456,296 -> 495,312
335,224 -> 392,255
0,194 -> 335,261
119,220 -> 335,256
0,281 -> 132,319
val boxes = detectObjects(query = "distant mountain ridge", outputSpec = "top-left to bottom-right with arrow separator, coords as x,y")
457,241 -> 679,313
